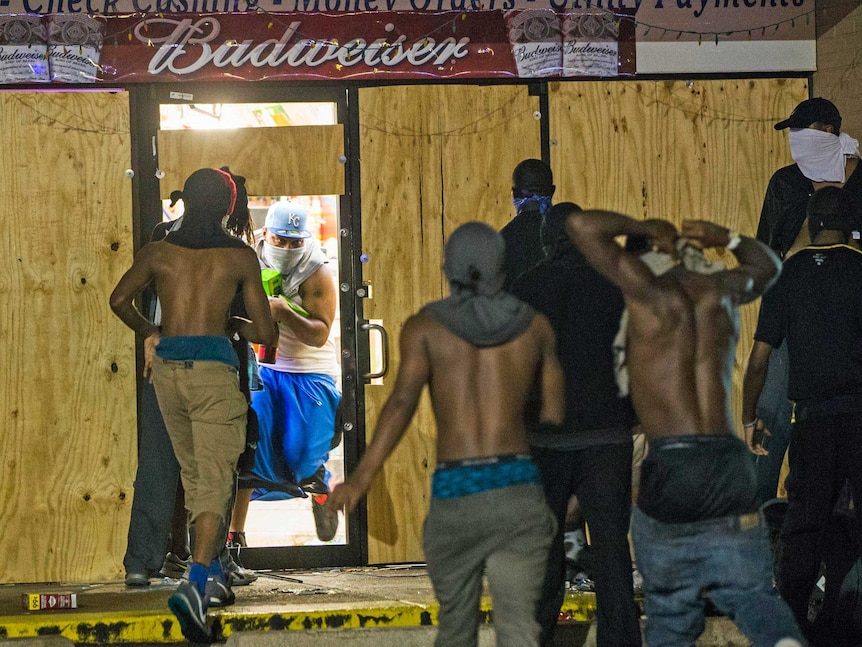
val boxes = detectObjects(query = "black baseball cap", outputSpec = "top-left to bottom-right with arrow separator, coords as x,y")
774,97 -> 842,131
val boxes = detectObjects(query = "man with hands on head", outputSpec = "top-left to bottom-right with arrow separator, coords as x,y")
566,210 -> 802,647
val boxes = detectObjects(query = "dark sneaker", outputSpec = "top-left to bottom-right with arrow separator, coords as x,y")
159,552 -> 190,579
312,494 -> 339,542
225,555 -> 258,586
124,572 -> 150,587
205,576 -> 235,608
227,531 -> 247,549
167,580 -> 211,644
298,465 -> 329,496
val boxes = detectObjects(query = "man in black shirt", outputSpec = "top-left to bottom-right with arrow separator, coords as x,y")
743,187 -> 862,644
500,159 -> 555,289
511,203 -> 641,647
746,98 -> 862,506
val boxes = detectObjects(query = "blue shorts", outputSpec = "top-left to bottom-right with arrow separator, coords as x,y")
249,368 -> 340,499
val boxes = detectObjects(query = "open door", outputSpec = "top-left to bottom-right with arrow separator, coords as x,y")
142,83 -> 363,569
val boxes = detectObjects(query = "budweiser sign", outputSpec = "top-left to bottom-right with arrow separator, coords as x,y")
139,16 -> 470,75
99,11 -> 526,81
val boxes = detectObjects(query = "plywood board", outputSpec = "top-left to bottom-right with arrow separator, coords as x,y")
359,84 -> 541,564
157,125 -> 345,197
0,91 -> 134,582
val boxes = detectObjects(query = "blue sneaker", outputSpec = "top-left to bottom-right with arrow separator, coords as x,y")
168,580 -> 211,643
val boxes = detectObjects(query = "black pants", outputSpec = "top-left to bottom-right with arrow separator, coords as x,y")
779,412 -> 862,646
532,441 -> 642,647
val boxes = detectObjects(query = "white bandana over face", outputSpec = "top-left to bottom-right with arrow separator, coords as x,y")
789,129 -> 861,183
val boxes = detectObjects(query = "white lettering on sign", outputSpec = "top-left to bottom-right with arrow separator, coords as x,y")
138,16 -> 471,75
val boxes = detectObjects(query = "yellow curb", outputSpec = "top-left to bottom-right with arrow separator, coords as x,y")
0,592 -> 600,643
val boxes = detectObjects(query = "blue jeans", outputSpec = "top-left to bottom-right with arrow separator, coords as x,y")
755,341 -> 793,506
632,507 -> 802,647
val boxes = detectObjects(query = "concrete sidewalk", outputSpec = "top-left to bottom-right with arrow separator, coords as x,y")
0,565 -> 752,645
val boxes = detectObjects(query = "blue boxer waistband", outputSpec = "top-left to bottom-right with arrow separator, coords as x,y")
156,335 -> 239,369
432,454 -> 539,499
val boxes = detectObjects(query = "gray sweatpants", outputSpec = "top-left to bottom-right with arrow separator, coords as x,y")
423,482 -> 556,647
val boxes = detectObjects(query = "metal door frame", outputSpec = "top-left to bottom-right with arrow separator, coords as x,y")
129,82 -> 367,569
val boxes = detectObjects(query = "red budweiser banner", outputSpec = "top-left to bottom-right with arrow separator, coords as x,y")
0,10 -> 637,82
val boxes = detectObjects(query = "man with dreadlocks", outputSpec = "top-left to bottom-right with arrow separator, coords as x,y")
328,221 -> 564,646
110,168 -> 277,643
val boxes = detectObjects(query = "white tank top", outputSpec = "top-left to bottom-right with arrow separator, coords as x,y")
270,292 -> 340,380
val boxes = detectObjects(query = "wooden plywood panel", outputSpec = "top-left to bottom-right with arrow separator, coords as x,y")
0,92 -> 134,583
549,77 -> 808,431
158,125 -> 345,197
359,84 -> 540,564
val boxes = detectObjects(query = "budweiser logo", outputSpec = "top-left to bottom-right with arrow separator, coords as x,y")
136,17 -> 471,75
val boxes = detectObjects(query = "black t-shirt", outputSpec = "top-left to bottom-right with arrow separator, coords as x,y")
500,203 -> 545,290
756,162 -> 862,258
755,244 -> 862,401
511,248 -> 636,435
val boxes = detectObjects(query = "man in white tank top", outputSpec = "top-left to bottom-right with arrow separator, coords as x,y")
231,202 -> 341,543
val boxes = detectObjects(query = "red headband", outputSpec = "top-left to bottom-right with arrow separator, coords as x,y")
214,168 -> 237,216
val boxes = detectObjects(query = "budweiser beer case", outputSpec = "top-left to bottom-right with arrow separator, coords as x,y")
0,15 -> 50,83
0,14 -> 103,83
22,592 -> 78,611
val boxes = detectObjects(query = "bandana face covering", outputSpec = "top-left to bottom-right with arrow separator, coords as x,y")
263,241 -> 306,275
512,194 -> 553,216
789,129 -> 860,182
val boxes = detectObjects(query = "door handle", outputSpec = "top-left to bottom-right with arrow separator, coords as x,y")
361,321 -> 389,380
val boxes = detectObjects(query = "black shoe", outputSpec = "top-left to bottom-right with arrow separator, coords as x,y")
299,465 -> 329,496
205,576 -> 235,608
124,572 -> 150,587
225,555 -> 258,586
168,580 -> 211,644
159,552 -> 190,579
312,494 -> 339,542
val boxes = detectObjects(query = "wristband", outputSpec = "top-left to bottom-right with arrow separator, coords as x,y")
726,230 -> 742,251
742,419 -> 757,429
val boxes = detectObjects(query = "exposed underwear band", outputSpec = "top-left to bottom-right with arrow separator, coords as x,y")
156,335 -> 239,369
432,454 -> 538,499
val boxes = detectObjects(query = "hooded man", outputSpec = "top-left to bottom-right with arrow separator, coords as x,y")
328,221 -> 564,647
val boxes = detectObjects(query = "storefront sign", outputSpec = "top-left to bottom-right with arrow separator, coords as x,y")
0,0 -> 816,83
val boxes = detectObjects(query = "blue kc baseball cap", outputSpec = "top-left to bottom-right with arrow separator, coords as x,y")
265,202 -> 312,239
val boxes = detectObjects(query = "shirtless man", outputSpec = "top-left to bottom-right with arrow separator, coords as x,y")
566,210 -> 803,646
110,168 -> 277,644
328,221 -> 563,646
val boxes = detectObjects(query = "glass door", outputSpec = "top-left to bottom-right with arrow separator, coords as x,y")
132,82 -> 364,569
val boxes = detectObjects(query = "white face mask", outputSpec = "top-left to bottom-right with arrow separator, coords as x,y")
788,129 -> 859,183
263,241 -> 305,275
